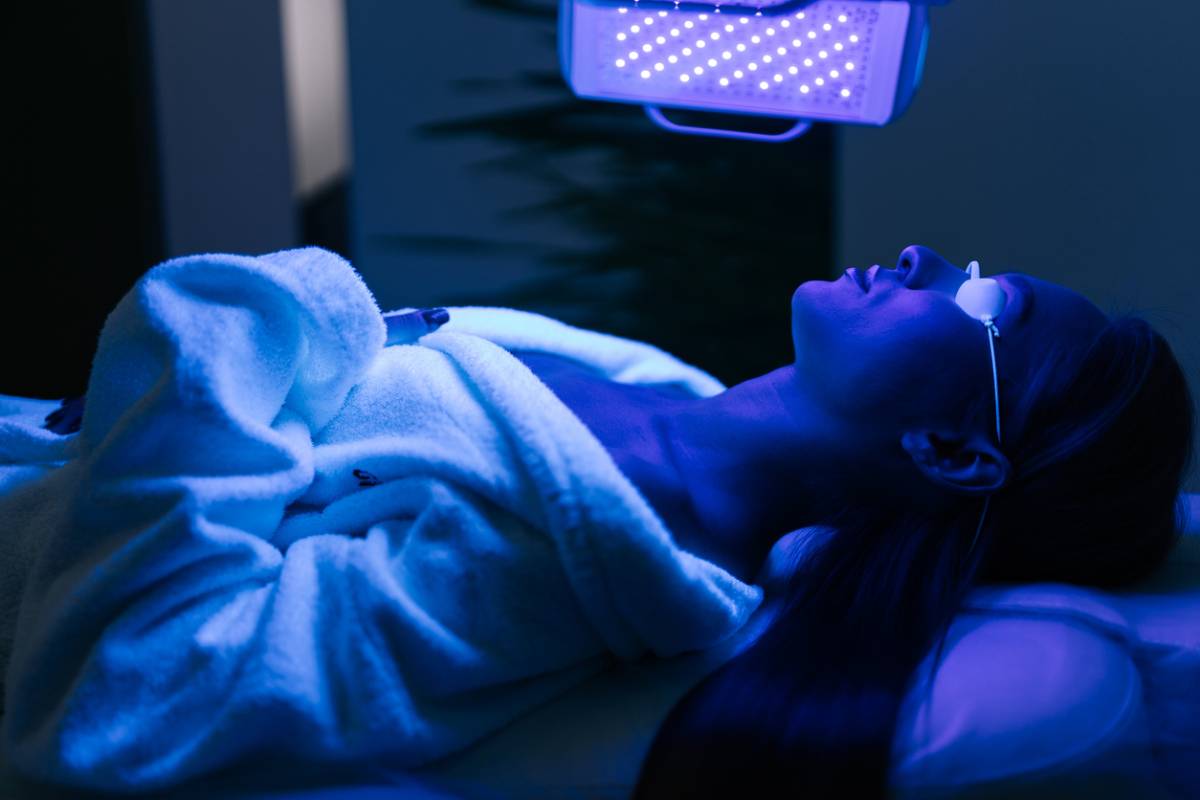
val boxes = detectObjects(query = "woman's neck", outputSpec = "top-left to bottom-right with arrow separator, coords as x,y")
511,350 -> 867,584
651,365 -> 855,581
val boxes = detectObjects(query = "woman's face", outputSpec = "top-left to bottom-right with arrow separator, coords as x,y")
790,245 -> 1110,446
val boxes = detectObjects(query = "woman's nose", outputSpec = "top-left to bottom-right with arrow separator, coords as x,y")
896,245 -> 965,292
897,245 -> 953,275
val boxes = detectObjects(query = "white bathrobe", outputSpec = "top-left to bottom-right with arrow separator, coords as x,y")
0,248 -> 762,792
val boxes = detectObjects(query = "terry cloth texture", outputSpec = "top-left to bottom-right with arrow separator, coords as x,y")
0,247 -> 761,793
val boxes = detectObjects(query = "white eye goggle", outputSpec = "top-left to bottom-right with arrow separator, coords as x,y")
954,260 -> 1007,558
956,261 -> 1007,341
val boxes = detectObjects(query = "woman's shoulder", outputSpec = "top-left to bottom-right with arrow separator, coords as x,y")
510,349 -> 653,417
509,350 -> 603,378
509,350 -> 698,403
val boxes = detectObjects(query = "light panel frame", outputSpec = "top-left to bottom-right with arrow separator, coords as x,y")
559,0 -> 930,139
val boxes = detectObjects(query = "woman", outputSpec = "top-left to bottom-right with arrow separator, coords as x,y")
3,244 -> 1193,796
511,245 -> 1194,797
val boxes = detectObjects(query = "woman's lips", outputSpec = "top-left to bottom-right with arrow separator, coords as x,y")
845,267 -> 869,293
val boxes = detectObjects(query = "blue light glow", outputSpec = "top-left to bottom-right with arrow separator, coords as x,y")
562,0 -> 928,136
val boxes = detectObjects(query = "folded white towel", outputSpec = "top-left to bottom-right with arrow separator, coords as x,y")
0,247 -> 762,792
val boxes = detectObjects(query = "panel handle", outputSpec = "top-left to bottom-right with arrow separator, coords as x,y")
645,106 -> 812,143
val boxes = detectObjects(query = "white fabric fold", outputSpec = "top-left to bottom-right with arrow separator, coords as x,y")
0,247 -> 761,792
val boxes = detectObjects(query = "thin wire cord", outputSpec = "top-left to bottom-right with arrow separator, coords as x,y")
985,319 -> 1002,445
969,319 -> 1003,560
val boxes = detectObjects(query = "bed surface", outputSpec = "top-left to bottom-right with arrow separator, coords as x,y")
3,495 -> 1198,799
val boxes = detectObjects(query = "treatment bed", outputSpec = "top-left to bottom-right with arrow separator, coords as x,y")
1,249 -> 1196,798
2,489 -> 1197,799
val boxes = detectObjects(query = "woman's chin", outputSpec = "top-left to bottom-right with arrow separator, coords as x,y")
791,278 -> 855,329
792,276 -> 826,304
790,279 -> 861,371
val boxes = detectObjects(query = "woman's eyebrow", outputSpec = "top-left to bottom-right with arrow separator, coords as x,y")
1002,274 -> 1036,326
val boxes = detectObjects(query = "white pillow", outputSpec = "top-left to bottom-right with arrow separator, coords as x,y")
408,514 -> 1199,798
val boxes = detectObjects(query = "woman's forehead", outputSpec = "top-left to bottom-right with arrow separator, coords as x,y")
1000,272 -> 1108,344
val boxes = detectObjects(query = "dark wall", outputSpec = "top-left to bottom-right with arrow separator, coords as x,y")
5,4 -> 163,399
837,0 -> 1200,489
145,0 -> 297,258
346,0 -> 837,386
5,1 -> 302,401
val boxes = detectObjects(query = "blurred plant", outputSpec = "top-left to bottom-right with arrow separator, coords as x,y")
413,0 -> 835,386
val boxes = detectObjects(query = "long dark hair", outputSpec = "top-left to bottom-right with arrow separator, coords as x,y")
633,315 -> 1195,798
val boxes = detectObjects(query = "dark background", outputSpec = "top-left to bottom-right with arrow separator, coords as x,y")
4,0 -> 1197,488
7,5 -> 163,399
5,0 -> 832,400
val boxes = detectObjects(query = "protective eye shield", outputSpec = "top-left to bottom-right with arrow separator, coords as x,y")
956,261 -> 1007,335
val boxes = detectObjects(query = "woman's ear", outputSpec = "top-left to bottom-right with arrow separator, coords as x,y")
900,429 -> 1010,495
